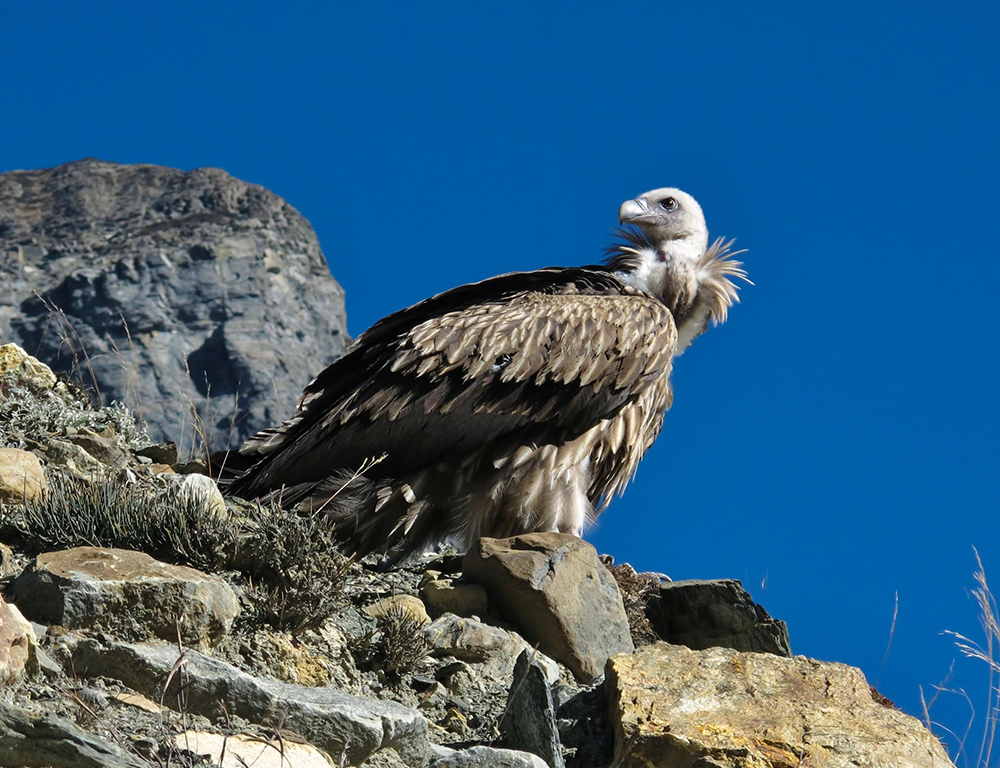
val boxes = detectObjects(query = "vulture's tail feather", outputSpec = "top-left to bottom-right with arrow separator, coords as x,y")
288,472 -> 444,564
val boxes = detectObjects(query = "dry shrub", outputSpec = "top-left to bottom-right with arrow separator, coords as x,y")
0,377 -> 148,451
604,560 -> 661,646
235,499 -> 352,633
2,472 -> 350,634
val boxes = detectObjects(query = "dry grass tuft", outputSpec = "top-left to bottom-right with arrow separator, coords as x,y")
353,602 -> 430,678
0,470 -> 235,571
920,548 -> 999,768
939,549 -> 1000,768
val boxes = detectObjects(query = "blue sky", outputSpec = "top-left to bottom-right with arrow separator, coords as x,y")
4,1 -> 999,751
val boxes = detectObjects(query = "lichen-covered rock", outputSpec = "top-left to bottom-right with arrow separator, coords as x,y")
464,533 -> 633,681
0,447 -> 45,502
0,342 -> 61,392
0,159 -> 349,451
647,578 -> 791,656
8,547 -> 239,648
0,596 -> 36,684
72,637 -> 430,766
606,642 -> 954,768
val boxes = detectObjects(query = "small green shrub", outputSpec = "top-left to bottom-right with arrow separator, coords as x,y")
0,377 -> 148,451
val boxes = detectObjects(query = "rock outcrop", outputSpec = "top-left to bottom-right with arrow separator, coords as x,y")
0,701 -> 148,768
606,642 -> 952,768
647,578 -> 791,657
0,159 -> 348,451
71,637 -> 430,766
0,333 -> 955,767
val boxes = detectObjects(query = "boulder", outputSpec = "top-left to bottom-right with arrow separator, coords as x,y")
606,642 -> 954,768
423,613 -> 528,667
422,577 -> 489,618
170,472 -> 227,519
0,543 -> 19,579
0,596 -> 36,683
0,159 -> 349,451
40,439 -> 107,480
62,429 -> 129,469
0,447 -> 45,502
367,594 -> 432,626
72,637 -> 430,767
464,533 -> 633,681
134,441 -> 178,465
646,578 -> 791,656
8,547 -> 239,648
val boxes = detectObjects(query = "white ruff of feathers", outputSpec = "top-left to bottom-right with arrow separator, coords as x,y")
606,226 -> 751,350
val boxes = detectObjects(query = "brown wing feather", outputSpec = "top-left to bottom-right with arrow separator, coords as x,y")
229,270 -> 675,503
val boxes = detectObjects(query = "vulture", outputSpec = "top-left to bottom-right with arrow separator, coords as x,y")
227,188 -> 748,563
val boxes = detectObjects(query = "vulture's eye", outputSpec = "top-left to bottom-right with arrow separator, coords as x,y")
659,197 -> 678,212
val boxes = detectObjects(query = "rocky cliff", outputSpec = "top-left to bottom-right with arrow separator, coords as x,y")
0,344 -> 956,767
0,159 -> 348,452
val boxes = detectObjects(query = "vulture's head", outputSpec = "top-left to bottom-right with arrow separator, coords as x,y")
610,186 -> 748,353
618,188 -> 709,257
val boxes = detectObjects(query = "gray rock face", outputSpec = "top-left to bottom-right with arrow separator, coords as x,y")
646,578 -> 791,657
0,159 -> 348,451
0,701 -> 147,768
72,637 -> 430,767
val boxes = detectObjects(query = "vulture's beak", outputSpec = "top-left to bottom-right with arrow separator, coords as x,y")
618,197 -> 651,224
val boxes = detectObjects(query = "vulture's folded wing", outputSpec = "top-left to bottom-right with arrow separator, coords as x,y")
229,270 -> 676,500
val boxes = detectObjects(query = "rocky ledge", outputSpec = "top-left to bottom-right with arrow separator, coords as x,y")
0,343 -> 953,767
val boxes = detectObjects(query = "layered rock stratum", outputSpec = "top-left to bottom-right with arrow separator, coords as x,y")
0,159 -> 348,452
